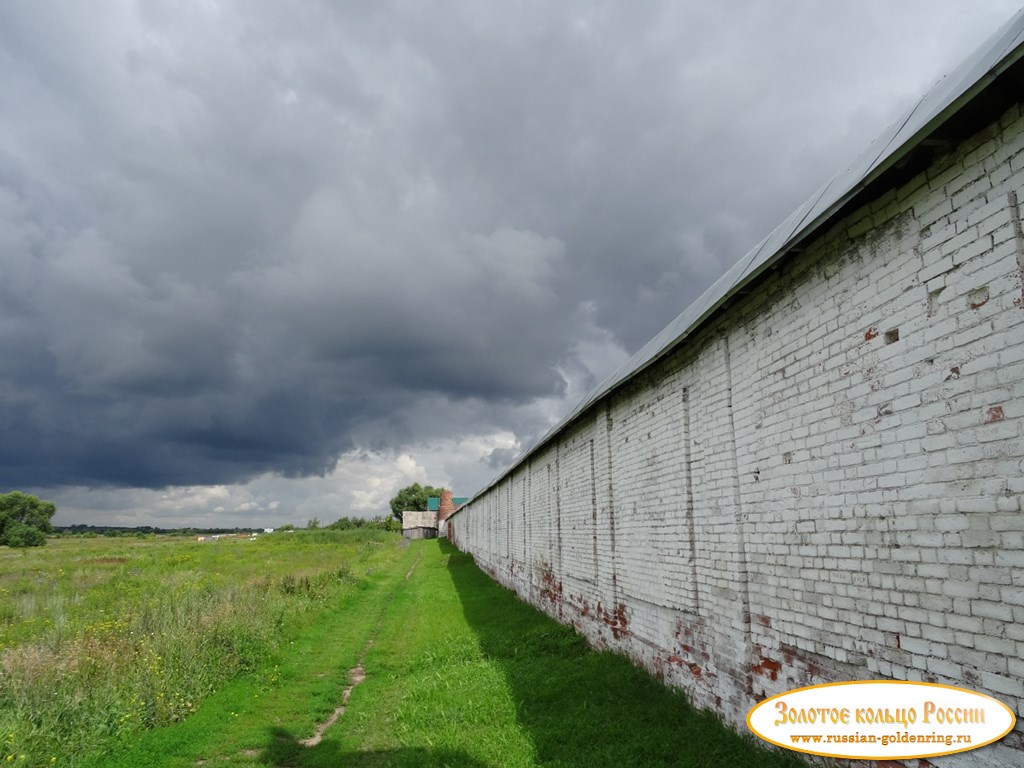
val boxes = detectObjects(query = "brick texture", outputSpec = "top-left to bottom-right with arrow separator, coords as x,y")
449,104 -> 1024,767
438,489 -> 455,521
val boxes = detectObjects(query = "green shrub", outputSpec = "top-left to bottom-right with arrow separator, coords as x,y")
2,521 -> 46,547
0,491 -> 55,548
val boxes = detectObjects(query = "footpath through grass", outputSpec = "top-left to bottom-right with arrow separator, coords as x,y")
0,530 -> 405,766
78,538 -> 804,768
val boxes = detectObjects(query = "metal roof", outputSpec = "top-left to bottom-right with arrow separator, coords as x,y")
463,8 -> 1024,506
427,496 -> 470,511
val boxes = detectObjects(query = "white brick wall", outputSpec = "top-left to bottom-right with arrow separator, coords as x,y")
449,103 -> 1024,766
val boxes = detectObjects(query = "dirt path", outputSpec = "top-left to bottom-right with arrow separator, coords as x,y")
298,548 -> 424,748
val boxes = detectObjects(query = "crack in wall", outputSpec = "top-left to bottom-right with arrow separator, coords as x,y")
605,404 -> 619,601
1008,190 -> 1024,306
722,334 -> 754,696
681,387 -> 700,614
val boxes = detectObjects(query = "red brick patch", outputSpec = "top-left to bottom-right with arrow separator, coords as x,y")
985,405 -> 1004,423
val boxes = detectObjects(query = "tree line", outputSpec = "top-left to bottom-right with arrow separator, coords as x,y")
1,481 -> 449,548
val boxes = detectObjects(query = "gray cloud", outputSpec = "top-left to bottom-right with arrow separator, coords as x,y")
1,1 -> 1020,513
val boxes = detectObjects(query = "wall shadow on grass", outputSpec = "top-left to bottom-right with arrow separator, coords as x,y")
442,540 -> 805,768
259,726 -> 490,768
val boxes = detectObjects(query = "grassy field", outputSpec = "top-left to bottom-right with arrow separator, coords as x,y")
0,530 -> 405,766
329,541 -> 806,768
2,534 -> 805,767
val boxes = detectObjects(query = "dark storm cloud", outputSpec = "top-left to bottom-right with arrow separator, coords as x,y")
0,1 -> 1018,491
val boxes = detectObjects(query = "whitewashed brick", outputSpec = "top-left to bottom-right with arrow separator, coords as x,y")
448,95 -> 1024,763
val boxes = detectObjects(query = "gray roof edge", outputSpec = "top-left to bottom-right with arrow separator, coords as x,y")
453,9 -> 1024,515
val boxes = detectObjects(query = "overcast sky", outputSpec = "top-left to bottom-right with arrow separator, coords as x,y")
2,1 -> 1020,528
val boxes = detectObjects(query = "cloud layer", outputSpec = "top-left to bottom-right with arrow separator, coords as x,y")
0,1 -> 1019,522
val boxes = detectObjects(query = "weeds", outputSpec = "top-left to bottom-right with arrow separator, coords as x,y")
3,537 -> 807,767
0,530 -> 402,765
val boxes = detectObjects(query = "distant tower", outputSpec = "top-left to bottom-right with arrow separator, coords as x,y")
438,489 -> 455,522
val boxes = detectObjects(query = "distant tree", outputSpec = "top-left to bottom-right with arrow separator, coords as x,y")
307,517 -> 321,530
0,491 -> 56,548
388,483 -> 445,523
376,515 -> 402,533
326,515 -> 401,533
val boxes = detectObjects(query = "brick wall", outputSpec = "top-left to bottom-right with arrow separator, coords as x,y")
448,103 -> 1024,767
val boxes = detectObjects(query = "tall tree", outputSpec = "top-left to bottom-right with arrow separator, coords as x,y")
0,491 -> 56,547
389,483 -> 445,523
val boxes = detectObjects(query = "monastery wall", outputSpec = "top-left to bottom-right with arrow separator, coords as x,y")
448,102 -> 1024,766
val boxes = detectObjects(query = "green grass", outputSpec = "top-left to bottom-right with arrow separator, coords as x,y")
3,536 -> 806,767
0,530 -> 405,766
329,541 -> 807,768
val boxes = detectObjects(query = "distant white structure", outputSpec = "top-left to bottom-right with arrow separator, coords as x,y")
402,510 -> 438,540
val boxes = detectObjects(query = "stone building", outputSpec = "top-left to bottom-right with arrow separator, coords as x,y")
402,509 -> 439,540
402,490 -> 467,539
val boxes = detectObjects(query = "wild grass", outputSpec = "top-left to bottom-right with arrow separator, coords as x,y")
0,530 -> 404,766
6,537 -> 807,767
